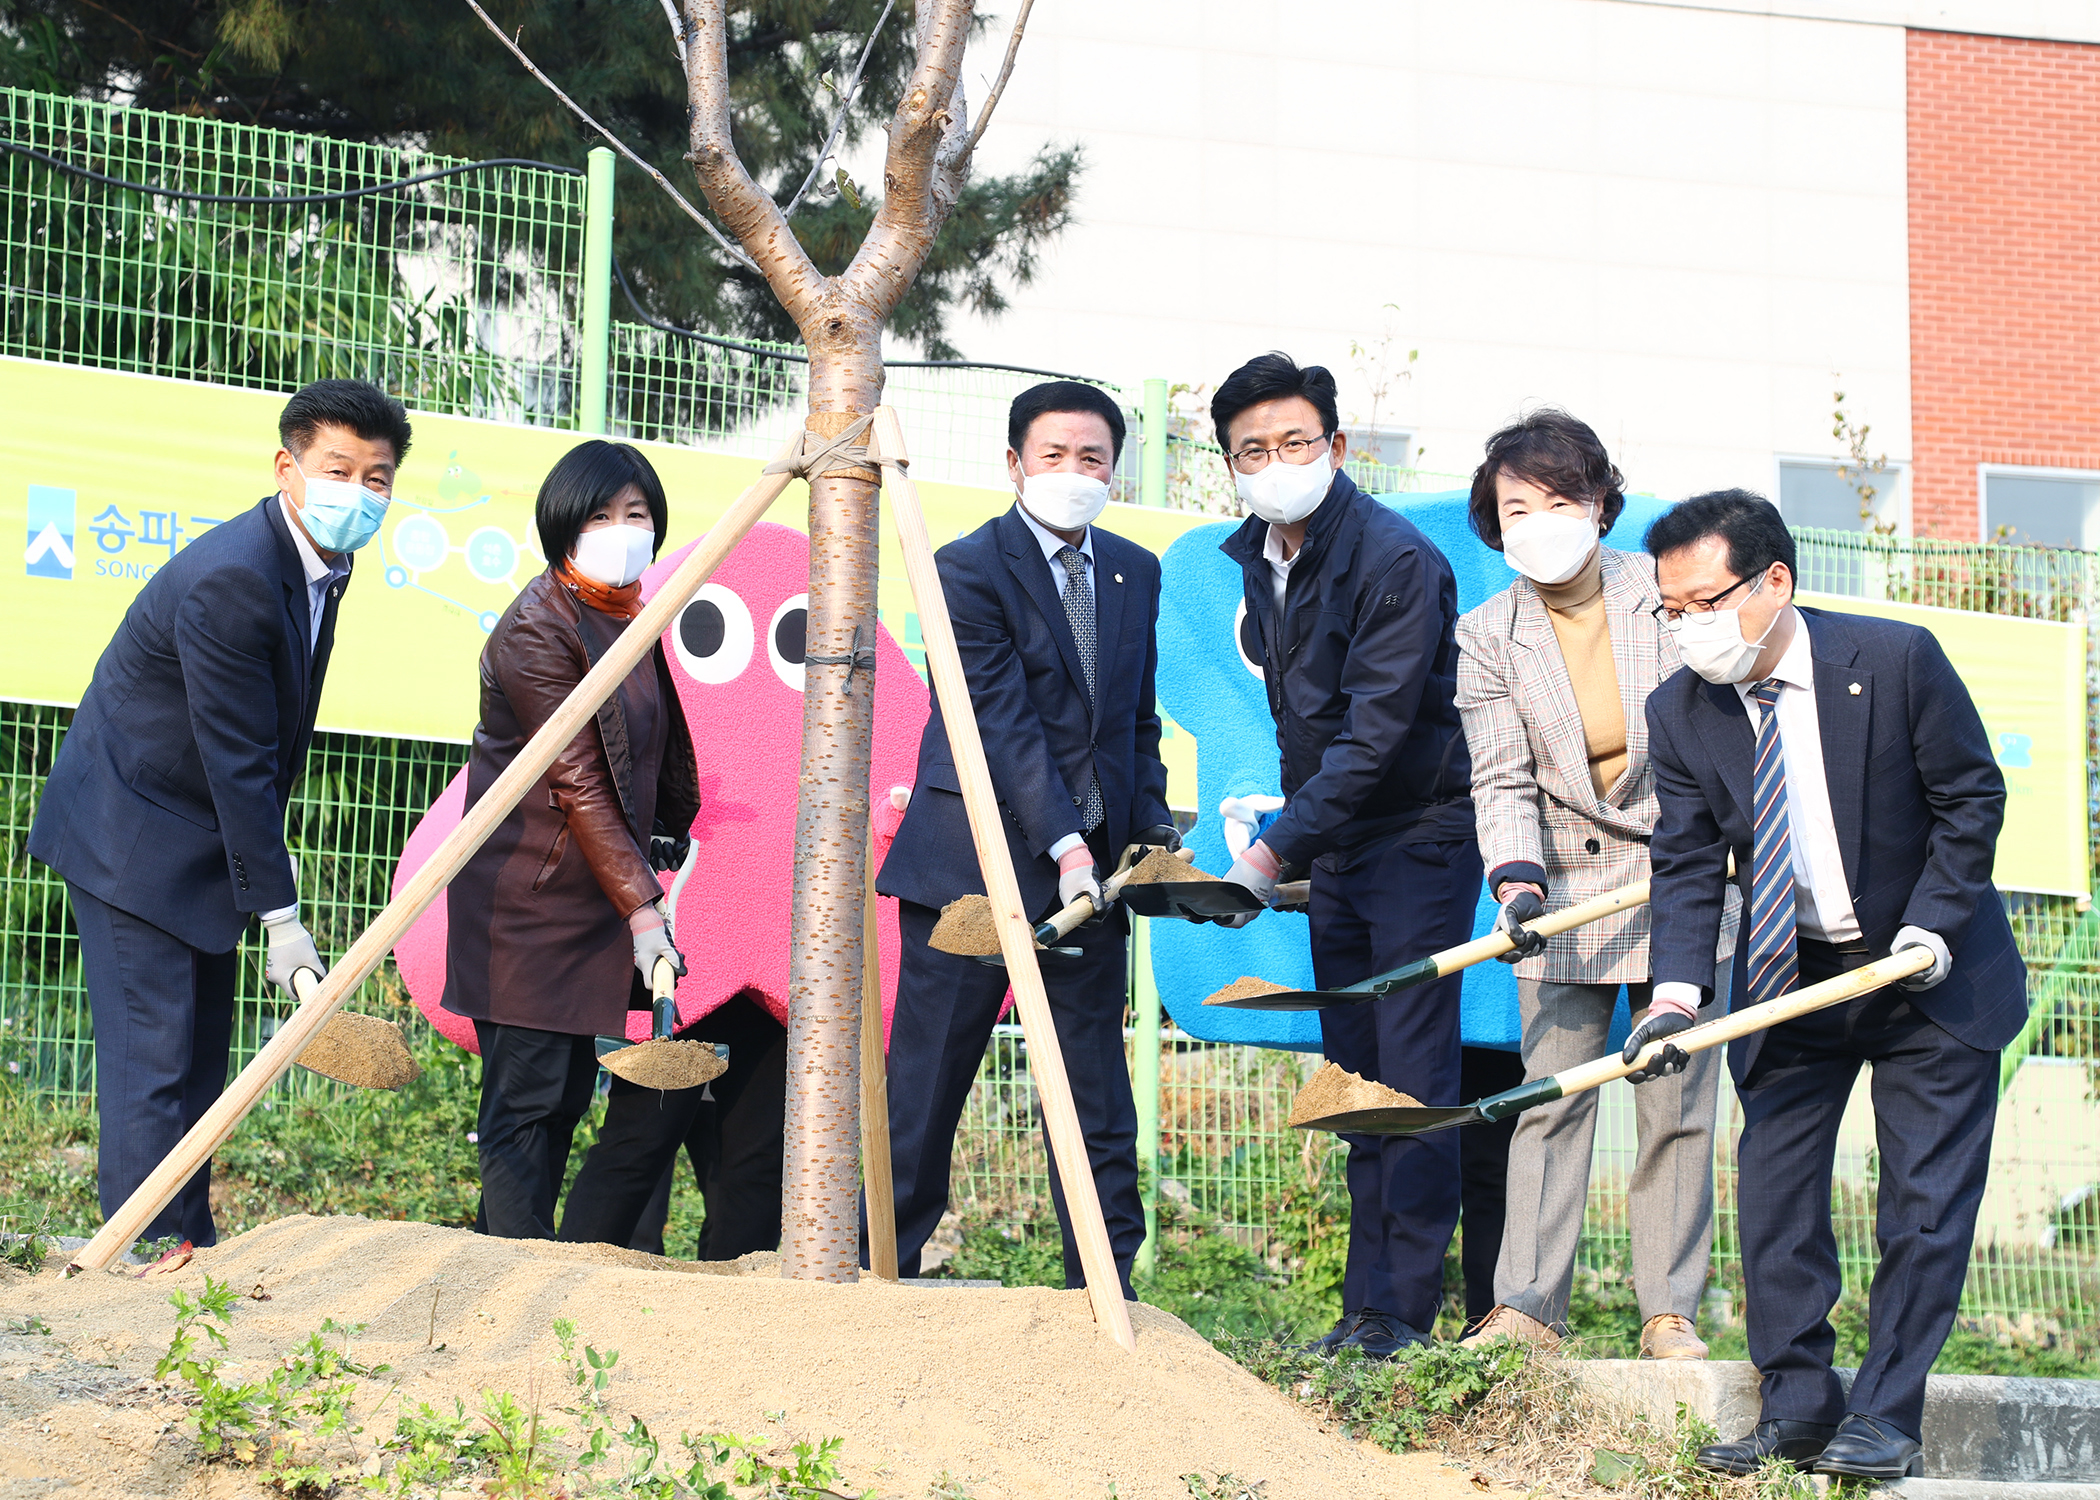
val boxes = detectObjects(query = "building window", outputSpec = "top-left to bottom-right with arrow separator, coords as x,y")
1778,459 -> 1901,533
1980,466 -> 2100,549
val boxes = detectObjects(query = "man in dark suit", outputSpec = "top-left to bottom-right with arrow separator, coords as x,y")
31,379 -> 413,1250
1213,353 -> 1479,1357
1625,490 -> 2026,1480
872,381 -> 1180,1296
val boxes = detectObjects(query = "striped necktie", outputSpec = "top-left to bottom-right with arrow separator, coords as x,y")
1745,678 -> 1800,1006
1056,546 -> 1106,832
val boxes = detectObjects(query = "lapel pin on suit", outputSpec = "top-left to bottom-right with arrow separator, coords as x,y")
1114,573 -> 1124,584
1849,683 -> 1862,695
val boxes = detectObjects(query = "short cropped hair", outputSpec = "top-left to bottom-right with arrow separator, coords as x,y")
1007,381 -> 1127,463
279,379 -> 413,465
1210,352 -> 1339,454
1467,409 -> 1625,551
535,440 -> 670,567
1645,488 -> 1796,583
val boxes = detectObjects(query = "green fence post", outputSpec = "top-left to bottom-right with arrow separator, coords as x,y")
1141,377 -> 1168,508
579,146 -> 615,435
1133,913 -> 1163,1273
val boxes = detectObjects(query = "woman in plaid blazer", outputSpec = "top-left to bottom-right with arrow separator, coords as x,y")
1453,412 -> 1735,1360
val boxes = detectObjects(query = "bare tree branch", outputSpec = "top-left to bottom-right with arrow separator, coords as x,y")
684,0 -> 827,327
783,0 -> 898,220
657,0 -> 687,66
462,0 -> 759,275
960,0 -> 1036,160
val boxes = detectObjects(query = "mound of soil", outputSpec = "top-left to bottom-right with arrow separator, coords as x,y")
0,1215 -> 1478,1500
1122,848 -> 1218,886
1205,976 -> 1293,1007
1287,1063 -> 1424,1127
929,894 -> 1000,956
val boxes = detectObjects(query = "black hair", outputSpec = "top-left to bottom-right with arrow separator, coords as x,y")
1007,381 -> 1127,463
1210,352 -> 1339,453
279,379 -> 413,464
1645,488 -> 1797,583
1467,409 -> 1625,550
534,440 -> 670,566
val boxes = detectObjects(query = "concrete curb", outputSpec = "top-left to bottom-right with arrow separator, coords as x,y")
1861,1480 -> 2100,1500
1565,1360 -> 2100,1483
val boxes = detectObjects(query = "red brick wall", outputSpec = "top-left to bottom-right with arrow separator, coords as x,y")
1907,29 -> 2100,538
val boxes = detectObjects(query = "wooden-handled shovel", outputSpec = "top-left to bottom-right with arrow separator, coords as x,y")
931,844 -> 1145,960
1290,946 -> 1936,1135
1207,878 -> 1652,1010
66,434 -> 809,1275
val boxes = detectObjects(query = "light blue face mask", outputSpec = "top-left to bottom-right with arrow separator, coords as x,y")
293,468 -> 390,553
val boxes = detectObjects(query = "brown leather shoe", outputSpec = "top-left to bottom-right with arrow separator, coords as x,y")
1640,1312 -> 1709,1359
1460,1304 -> 1561,1351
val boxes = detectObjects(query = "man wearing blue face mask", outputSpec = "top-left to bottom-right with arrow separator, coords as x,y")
32,378 -> 411,1254
871,380 -> 1180,1296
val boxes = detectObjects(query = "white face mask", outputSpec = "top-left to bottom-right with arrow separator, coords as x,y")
571,522 -> 656,588
1668,574 -> 1779,683
1018,469 -> 1109,532
1235,452 -> 1335,525
1502,508 -> 1599,585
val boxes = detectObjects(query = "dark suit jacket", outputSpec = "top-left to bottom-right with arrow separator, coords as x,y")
1645,607 -> 2027,1076
31,497 -> 344,954
879,506 -> 1174,918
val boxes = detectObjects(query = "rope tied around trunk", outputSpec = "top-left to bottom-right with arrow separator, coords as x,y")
808,621 -> 878,694
762,413 -> 878,480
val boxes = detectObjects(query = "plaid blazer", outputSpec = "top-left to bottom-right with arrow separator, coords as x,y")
1456,547 -> 1737,985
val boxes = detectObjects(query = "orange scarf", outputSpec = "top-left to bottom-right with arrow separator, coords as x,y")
554,557 -> 643,620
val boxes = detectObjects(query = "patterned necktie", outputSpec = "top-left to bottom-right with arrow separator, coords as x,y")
1056,545 -> 1106,832
1745,679 -> 1800,1006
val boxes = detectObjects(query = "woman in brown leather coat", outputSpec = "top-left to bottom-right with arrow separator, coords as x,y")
443,440 -> 700,1240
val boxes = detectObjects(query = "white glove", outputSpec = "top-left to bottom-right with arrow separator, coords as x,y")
1217,842 -> 1282,929
1057,850 -> 1103,914
262,910 -> 325,1000
1218,794 -> 1286,862
1891,925 -> 1951,990
631,912 -> 688,986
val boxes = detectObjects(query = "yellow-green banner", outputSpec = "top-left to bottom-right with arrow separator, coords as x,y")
1799,590 -> 2089,898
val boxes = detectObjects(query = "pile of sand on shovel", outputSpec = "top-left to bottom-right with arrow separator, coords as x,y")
298,1010 -> 421,1090
1286,1061 -> 1423,1127
929,848 -> 1223,957
1205,976 -> 1293,1006
600,1038 -> 727,1091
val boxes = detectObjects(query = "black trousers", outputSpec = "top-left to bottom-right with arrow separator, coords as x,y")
560,994 -> 787,1260
1737,939 -> 1999,1441
1311,835 -> 1483,1329
472,1020 -> 599,1240
870,897 -> 1144,1295
69,883 -> 237,1248
1460,1043 -> 1525,1330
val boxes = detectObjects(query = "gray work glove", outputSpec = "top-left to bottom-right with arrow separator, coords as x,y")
1218,847 -> 1281,930
262,911 -> 325,1001
1622,1008 -> 1696,1084
632,918 -> 687,986
1493,887 -> 1548,964
1058,859 -> 1104,914
1891,925 -> 1951,990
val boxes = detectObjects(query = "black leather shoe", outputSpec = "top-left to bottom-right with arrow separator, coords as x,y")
1297,1310 -> 1363,1355
1696,1420 -> 1838,1474
1813,1414 -> 1924,1479
1341,1309 -> 1432,1359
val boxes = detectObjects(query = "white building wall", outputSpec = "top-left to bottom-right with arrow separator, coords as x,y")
931,0 -> 1914,504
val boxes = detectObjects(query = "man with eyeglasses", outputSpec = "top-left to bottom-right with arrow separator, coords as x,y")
1628,490 -> 2025,1481
1211,352 -> 1478,1357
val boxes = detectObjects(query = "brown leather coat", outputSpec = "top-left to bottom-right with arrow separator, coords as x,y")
442,570 -> 700,1037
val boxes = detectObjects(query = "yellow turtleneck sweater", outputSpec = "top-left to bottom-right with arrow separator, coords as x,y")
1533,547 -> 1627,801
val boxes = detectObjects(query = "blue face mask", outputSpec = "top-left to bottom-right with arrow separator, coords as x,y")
293,468 -> 390,553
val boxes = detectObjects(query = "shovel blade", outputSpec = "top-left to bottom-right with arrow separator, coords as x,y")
1205,986 -> 1364,1011
1290,1103 -> 1485,1136
1120,882 -> 1263,920
295,1010 -> 421,1091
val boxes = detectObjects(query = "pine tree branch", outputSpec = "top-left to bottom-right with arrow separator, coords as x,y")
462,0 -> 758,275
783,0 -> 898,220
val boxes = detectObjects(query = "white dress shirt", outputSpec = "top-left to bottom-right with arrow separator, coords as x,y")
1015,502 -> 1096,862
1262,520 -> 1299,623
1652,608 -> 1861,1017
278,494 -> 352,656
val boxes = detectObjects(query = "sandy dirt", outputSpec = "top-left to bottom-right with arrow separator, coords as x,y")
598,1037 -> 728,1091
296,1011 -> 420,1092
1204,977 -> 1294,1007
928,894 -> 1000,956
0,1216 -> 1486,1500
1287,1064 -> 1424,1127
1121,850 -> 1218,886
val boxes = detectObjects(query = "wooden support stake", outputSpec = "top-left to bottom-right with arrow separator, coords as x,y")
870,408 -> 1136,1351
861,842 -> 899,1280
68,445 -> 803,1274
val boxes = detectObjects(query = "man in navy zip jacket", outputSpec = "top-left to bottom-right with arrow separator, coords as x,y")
1214,353 -> 1479,1356
1627,491 -> 2025,1480
31,380 -> 411,1250
872,381 -> 1179,1296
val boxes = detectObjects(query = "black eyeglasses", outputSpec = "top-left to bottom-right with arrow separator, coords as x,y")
1653,571 -> 1763,626
1228,432 -> 1332,475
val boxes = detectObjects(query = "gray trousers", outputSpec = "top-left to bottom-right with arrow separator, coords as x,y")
1494,966 -> 1727,1327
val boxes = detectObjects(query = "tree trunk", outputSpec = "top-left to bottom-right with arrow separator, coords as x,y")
779,312 -> 886,1281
